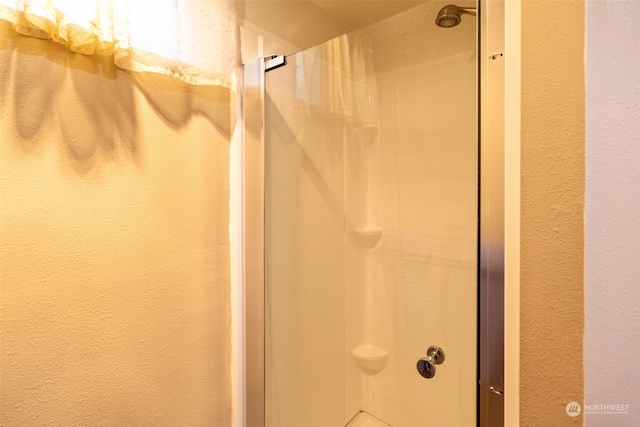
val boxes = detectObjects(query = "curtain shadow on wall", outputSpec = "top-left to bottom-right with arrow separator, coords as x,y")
131,71 -> 233,139
0,22 -> 138,175
1,22 -> 233,176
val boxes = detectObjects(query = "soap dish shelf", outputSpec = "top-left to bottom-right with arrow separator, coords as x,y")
352,344 -> 389,374
353,228 -> 382,249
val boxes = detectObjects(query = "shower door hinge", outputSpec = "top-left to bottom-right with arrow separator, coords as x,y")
265,55 -> 286,72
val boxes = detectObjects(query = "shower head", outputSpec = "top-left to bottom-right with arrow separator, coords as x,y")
435,4 -> 477,28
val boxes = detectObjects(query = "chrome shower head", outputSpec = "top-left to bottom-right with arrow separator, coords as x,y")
435,4 -> 477,28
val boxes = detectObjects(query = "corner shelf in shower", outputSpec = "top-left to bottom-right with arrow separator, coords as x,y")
353,227 -> 382,249
352,344 -> 389,374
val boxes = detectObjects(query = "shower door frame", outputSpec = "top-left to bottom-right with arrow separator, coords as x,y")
240,1 -> 509,425
478,0 -> 506,426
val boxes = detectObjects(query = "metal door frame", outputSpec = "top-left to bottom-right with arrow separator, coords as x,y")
240,1 -> 508,424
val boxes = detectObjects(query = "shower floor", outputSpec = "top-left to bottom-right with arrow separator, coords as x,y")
345,411 -> 392,427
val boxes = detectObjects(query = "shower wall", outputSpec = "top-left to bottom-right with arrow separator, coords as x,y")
264,3 -> 477,425
343,51 -> 477,427
0,26 -> 232,426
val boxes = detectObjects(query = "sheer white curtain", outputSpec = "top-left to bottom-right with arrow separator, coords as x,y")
0,0 -> 238,90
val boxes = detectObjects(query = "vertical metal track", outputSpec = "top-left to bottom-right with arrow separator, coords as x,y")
479,0 -> 506,426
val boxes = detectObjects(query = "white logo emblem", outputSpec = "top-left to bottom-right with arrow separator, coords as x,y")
566,402 -> 581,417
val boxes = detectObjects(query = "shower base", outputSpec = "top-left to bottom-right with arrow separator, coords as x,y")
345,411 -> 392,427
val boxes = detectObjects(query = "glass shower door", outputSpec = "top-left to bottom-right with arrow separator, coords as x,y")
263,2 -> 478,426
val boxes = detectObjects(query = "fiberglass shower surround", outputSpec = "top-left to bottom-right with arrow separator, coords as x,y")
248,1 -> 481,426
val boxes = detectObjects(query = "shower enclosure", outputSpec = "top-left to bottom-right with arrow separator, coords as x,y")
242,1 -> 504,426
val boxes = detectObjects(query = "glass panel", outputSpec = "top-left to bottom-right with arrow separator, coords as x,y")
264,2 -> 477,426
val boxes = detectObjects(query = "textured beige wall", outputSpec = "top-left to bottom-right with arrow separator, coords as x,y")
520,0 -> 585,425
0,25 -> 232,426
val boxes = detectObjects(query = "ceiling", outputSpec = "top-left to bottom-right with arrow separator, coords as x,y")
238,0 -> 430,55
310,1 -> 427,31
238,0 -> 476,63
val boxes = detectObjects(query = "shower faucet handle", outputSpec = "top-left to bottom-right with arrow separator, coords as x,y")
416,345 -> 446,379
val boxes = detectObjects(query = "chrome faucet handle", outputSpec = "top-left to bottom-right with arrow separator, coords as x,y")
416,345 -> 445,379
